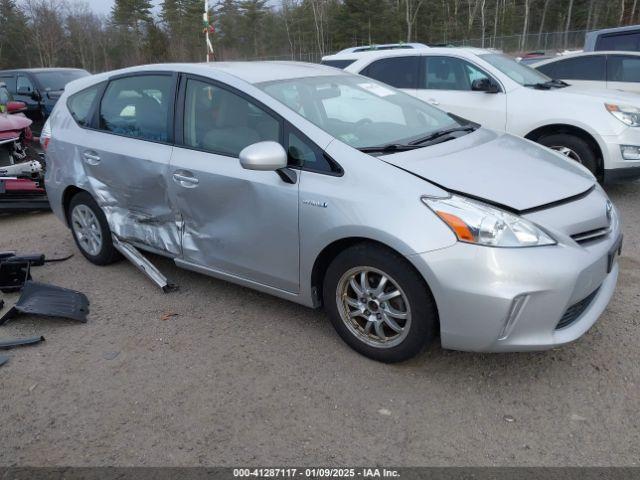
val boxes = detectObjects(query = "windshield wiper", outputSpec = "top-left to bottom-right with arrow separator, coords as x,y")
408,125 -> 478,146
358,143 -> 422,154
525,79 -> 569,90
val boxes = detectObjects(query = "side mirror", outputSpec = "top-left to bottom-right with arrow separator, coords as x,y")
239,141 -> 288,171
6,101 -> 26,113
471,78 -> 500,93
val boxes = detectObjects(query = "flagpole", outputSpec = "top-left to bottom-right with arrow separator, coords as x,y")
204,0 -> 209,62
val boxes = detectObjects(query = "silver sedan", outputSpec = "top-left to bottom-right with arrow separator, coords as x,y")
41,62 -> 621,362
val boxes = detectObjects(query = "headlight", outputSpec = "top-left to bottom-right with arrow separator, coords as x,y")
605,103 -> 640,127
422,195 -> 556,248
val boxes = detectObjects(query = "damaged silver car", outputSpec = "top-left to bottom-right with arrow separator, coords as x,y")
42,63 -> 621,362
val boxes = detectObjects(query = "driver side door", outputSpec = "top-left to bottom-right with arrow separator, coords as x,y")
168,76 -> 300,293
414,55 -> 507,131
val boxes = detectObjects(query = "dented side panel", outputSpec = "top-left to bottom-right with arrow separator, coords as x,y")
81,131 -> 181,255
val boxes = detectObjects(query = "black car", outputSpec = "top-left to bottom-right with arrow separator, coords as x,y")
0,68 -> 89,133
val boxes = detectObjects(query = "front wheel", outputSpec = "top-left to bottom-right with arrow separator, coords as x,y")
323,243 -> 438,363
537,133 -> 599,177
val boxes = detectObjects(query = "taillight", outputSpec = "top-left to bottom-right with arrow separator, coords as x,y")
40,117 -> 52,150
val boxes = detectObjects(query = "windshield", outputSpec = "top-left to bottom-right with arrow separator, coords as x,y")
34,70 -> 89,91
480,53 -> 551,86
259,75 -> 460,149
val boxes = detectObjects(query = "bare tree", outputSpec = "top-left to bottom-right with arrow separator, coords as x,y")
520,0 -> 530,51
405,0 -> 425,42
564,0 -> 574,49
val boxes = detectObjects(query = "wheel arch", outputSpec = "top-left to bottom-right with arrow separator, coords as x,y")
524,123 -> 604,176
310,237 -> 438,320
61,185 -> 87,226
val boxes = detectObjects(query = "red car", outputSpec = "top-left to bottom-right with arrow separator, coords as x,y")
0,84 -> 48,212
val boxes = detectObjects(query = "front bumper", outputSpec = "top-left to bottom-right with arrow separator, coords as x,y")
601,128 -> 640,182
409,223 -> 621,352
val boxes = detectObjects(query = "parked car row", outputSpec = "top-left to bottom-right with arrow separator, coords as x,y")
40,61 -> 622,362
319,46 -> 640,182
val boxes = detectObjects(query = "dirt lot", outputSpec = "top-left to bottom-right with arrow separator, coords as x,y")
0,180 -> 639,467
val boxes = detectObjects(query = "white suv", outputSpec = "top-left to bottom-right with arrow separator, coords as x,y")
345,47 -> 640,182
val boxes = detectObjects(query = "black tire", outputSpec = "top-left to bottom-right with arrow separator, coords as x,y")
323,243 -> 438,363
67,192 -> 120,265
537,133 -> 599,177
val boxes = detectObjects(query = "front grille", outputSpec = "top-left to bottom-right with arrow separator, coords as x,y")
571,227 -> 610,244
556,288 -> 600,330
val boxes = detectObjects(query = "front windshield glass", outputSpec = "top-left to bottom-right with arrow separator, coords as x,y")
480,53 -> 551,85
34,70 -> 89,91
259,75 -> 459,149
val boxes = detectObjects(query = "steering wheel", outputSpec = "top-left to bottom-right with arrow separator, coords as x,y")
355,118 -> 373,128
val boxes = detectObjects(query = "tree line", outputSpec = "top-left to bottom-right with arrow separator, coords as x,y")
0,0 -> 635,73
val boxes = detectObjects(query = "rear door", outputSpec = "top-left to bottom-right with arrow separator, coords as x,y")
415,55 -> 506,130
359,56 -> 420,97
606,54 -> 640,93
168,75 -> 300,293
80,72 -> 180,255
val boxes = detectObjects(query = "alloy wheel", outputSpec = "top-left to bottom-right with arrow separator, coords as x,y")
336,267 -> 411,349
71,205 -> 103,256
550,145 -> 583,164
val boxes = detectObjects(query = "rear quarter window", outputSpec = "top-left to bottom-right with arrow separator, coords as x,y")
67,83 -> 102,127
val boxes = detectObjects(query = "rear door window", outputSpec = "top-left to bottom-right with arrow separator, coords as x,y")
596,32 -> 640,51
361,56 -> 420,89
540,56 -> 606,81
607,55 -> 640,83
99,75 -> 173,142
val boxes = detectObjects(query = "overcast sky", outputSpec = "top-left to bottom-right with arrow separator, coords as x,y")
83,0 -> 162,16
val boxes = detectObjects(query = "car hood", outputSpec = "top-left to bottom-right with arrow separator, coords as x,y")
0,112 -> 32,132
556,85 -> 640,104
381,129 -> 595,212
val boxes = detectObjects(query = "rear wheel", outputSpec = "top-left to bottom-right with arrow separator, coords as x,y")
537,133 -> 599,177
67,192 -> 120,265
323,243 -> 437,363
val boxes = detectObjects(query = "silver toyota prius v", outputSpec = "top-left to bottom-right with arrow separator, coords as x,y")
42,62 -> 622,363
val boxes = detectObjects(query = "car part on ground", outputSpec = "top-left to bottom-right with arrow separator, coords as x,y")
0,354 -> 8,367
0,335 -> 45,349
0,252 -> 64,293
0,280 -> 89,326
112,236 -> 178,293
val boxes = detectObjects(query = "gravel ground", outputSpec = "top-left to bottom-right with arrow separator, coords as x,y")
0,180 -> 639,467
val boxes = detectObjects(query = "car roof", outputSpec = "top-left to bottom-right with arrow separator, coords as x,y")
0,68 -> 88,74
339,47 -> 496,65
70,62 -> 347,92
331,43 -> 429,55
530,50 -> 640,67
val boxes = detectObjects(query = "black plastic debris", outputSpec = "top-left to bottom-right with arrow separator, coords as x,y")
0,281 -> 89,326
0,252 -> 73,293
0,335 -> 45,349
0,355 -> 8,367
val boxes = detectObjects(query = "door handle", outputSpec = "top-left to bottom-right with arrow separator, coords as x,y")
427,98 -> 440,106
82,151 -> 100,165
172,172 -> 199,188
